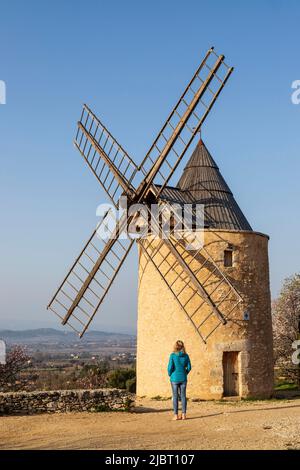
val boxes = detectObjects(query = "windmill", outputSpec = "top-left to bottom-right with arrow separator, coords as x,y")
47,47 -> 274,399
47,46 -> 240,337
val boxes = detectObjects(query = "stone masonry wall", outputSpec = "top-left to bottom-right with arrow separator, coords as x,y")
0,389 -> 135,415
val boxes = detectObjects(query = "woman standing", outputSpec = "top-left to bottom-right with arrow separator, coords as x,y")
167,340 -> 192,421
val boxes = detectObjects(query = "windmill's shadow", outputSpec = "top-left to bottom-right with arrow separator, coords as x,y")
134,406 -> 172,414
133,407 -> 224,420
133,401 -> 300,419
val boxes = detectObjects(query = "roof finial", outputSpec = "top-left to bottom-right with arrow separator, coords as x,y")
192,127 -> 202,143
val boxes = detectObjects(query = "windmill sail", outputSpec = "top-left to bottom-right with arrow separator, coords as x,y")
47,211 -> 134,336
48,46 -> 239,341
137,47 -> 233,199
139,201 -> 243,342
75,104 -> 139,207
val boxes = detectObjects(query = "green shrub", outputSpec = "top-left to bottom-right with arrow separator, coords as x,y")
92,404 -> 111,412
107,368 -> 135,389
125,377 -> 136,393
151,395 -> 170,401
124,397 -> 134,412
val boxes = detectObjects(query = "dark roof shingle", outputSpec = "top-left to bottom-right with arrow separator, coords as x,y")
158,140 -> 252,231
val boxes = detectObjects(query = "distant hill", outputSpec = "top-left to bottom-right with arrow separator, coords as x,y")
0,328 -> 68,338
0,328 -> 135,343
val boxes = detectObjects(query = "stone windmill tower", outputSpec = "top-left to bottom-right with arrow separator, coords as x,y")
48,47 -> 274,399
137,140 -> 274,399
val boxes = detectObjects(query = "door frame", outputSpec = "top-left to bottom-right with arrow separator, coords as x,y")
222,350 -> 241,397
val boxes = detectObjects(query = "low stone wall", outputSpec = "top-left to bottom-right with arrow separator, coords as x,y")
0,389 -> 135,415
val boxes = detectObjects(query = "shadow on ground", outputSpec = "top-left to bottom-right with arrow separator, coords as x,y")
133,395 -> 300,421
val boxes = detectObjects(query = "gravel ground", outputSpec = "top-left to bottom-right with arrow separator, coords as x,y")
1,397 -> 300,450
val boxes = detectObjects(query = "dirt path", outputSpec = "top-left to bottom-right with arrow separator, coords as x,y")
1,397 -> 300,450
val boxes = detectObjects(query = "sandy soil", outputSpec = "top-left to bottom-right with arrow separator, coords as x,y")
1,397 -> 300,450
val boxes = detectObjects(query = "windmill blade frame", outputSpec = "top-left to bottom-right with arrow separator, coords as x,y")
136,47 -> 233,199
48,46 -> 240,342
159,199 -> 243,298
138,200 -> 243,342
47,210 -> 135,337
75,104 -> 140,207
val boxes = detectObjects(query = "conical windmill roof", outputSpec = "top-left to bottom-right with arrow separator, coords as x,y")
159,140 -> 252,231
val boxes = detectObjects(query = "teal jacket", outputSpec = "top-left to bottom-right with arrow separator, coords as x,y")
168,351 -> 191,382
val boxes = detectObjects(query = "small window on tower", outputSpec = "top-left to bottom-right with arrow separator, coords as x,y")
224,249 -> 233,267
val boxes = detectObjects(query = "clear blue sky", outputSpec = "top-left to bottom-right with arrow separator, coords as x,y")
1,0 -> 300,333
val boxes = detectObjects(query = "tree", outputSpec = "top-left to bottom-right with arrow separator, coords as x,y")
107,368 -> 136,389
76,361 -> 110,389
273,273 -> 300,387
0,345 -> 30,392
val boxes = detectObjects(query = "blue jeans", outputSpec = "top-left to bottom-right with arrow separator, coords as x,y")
171,381 -> 187,414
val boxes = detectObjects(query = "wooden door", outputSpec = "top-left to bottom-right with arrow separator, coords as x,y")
223,351 -> 239,396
